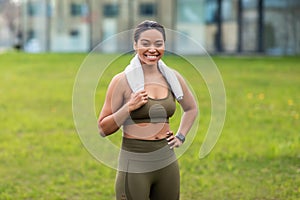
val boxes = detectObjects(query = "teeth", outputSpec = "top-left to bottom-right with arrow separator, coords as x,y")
146,55 -> 157,59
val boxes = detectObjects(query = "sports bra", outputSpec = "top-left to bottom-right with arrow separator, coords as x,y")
124,90 -> 176,125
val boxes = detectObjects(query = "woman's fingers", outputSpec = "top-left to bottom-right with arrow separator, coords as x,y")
166,132 -> 182,149
129,90 -> 148,111
137,90 -> 148,104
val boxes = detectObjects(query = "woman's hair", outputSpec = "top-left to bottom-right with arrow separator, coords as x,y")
133,20 -> 166,43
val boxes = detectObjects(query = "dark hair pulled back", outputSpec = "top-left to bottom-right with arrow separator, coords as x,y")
133,20 -> 166,43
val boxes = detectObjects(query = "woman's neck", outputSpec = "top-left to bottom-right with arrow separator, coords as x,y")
141,63 -> 160,75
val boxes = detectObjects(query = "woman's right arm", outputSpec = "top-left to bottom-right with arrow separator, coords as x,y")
98,73 -> 148,137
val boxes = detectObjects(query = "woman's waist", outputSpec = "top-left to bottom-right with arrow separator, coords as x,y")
123,122 -> 170,140
121,137 -> 169,153
118,137 -> 177,173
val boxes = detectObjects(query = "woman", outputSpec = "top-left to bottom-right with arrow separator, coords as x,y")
98,20 -> 198,200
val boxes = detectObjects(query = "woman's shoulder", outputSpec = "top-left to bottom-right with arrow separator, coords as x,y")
111,71 -> 126,83
109,71 -> 130,91
172,69 -> 185,83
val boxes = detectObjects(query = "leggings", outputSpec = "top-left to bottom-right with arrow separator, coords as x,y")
115,137 -> 180,200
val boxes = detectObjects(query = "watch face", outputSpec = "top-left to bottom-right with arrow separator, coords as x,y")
176,133 -> 185,142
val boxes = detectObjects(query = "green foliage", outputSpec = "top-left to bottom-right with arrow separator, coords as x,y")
0,53 -> 299,199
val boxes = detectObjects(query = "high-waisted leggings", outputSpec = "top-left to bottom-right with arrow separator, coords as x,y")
115,137 -> 180,200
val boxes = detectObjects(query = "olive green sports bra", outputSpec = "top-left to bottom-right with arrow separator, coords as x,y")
124,90 -> 176,125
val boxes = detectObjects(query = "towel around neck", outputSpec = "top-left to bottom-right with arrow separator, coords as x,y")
125,54 -> 183,101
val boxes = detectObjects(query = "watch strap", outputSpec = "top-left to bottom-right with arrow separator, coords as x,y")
175,132 -> 185,143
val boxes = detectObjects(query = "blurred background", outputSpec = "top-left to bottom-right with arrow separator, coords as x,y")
0,1 -> 299,199
0,0 -> 299,55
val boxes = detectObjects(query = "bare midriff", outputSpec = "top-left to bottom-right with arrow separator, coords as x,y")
123,122 -> 170,140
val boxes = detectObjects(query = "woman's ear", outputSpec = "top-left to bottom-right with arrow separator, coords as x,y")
133,42 -> 137,51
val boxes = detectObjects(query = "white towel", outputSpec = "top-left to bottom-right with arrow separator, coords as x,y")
125,54 -> 183,101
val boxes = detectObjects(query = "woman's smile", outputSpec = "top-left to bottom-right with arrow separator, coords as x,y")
144,53 -> 160,61
134,29 -> 165,65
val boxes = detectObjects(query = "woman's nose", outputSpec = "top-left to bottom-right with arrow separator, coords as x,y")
148,48 -> 156,53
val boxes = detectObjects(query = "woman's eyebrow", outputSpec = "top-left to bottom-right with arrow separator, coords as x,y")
140,39 -> 163,42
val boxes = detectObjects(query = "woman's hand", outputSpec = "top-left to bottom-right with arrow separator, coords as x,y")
128,90 -> 148,112
166,131 -> 183,149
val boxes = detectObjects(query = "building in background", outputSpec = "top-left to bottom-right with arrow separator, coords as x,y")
18,0 -> 205,54
0,0 -> 21,50
0,0 -> 299,55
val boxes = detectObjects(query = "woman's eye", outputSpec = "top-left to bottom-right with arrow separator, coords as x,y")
140,41 -> 163,47
142,42 -> 150,46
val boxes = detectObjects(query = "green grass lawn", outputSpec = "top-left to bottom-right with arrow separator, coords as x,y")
0,52 -> 299,199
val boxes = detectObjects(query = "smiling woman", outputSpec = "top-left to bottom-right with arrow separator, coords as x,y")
134,29 -> 165,64
97,20 -> 198,200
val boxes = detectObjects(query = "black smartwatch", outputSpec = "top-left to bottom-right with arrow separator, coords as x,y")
175,132 -> 185,143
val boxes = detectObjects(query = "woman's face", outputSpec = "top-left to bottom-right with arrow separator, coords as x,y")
134,29 -> 165,65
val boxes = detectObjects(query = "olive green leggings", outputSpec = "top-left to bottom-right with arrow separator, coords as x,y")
115,137 -> 180,200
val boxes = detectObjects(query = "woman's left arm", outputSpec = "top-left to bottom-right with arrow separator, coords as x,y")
167,71 -> 199,149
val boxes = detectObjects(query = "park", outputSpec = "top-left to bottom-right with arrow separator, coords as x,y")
0,52 -> 299,199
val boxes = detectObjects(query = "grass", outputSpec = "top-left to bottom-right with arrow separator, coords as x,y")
0,52 -> 299,199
